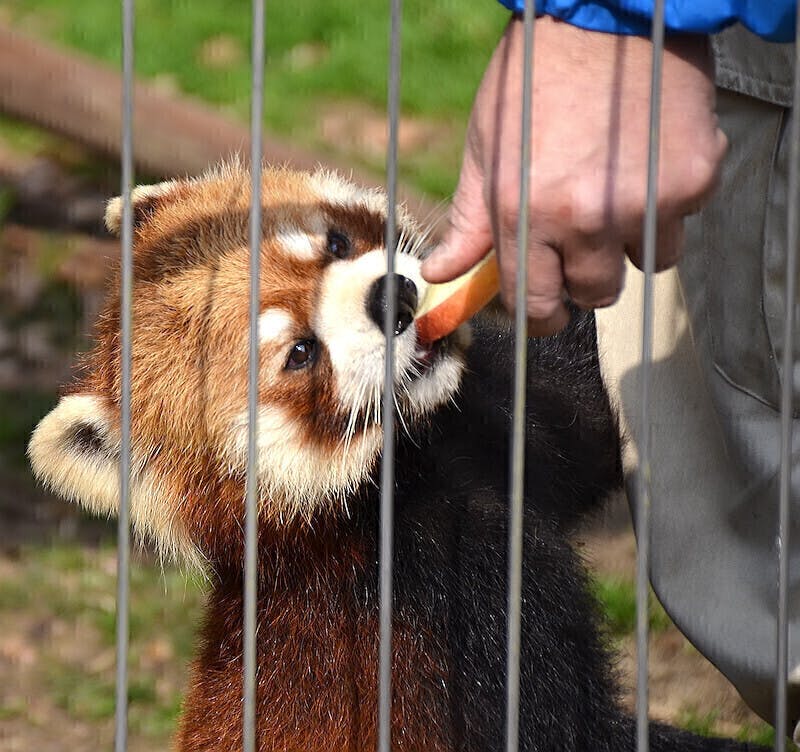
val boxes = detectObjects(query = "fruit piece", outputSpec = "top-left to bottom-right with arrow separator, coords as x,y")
415,250 -> 500,342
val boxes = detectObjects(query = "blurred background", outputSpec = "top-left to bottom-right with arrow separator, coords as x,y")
0,1 -> 775,749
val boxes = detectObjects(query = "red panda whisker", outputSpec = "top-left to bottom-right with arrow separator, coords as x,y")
392,391 -> 411,439
413,196 -> 449,243
345,375 -> 372,446
408,228 -> 433,259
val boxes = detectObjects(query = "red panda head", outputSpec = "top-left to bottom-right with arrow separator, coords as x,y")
28,164 -> 468,566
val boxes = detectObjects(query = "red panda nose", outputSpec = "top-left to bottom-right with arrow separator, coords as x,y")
366,274 -> 418,336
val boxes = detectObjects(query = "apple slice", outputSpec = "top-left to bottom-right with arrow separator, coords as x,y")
415,250 -> 500,343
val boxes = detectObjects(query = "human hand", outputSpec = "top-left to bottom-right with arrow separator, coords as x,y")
421,16 -> 726,336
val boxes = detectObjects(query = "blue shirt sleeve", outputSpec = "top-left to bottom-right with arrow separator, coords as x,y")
496,1 -> 797,43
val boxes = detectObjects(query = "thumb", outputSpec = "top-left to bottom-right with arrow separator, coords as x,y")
422,155 -> 494,283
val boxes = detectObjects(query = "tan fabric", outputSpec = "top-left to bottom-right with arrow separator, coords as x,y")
596,25 -> 800,730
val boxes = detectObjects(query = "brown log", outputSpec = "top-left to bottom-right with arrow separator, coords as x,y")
0,24 -> 437,221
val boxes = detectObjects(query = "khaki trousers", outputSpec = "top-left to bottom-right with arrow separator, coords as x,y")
597,24 -> 800,733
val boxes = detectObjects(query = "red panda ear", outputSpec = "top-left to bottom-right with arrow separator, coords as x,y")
28,392 -> 203,567
28,393 -> 122,520
104,181 -> 178,236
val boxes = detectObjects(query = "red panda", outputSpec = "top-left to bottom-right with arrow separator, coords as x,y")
28,164 -> 765,752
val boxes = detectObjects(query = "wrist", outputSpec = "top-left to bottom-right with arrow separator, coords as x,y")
505,15 -> 712,94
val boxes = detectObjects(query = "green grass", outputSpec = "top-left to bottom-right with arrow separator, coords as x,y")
0,113 -> 59,154
0,544 -> 204,744
592,576 -> 673,637
678,709 -> 720,738
735,722 -> 784,748
5,0 -> 504,115
50,665 -> 117,721
3,0 -> 509,197
592,576 -> 790,745
679,709 -> 791,749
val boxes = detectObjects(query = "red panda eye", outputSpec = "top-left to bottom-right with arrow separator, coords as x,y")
327,229 -> 352,259
285,339 -> 317,370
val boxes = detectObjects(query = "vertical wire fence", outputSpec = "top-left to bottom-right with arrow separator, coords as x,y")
378,0 -> 402,750
108,3 -> 800,751
114,0 -> 134,750
635,2 -> 666,750
776,5 -> 800,750
243,0 -> 266,749
504,4 -> 535,752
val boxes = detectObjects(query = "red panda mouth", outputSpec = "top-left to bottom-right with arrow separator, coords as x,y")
412,336 -> 448,379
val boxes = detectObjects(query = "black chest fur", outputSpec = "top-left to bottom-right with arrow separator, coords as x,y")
185,312 -> 764,752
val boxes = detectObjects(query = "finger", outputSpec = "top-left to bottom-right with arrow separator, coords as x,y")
561,241 -> 626,310
422,151 -> 494,284
497,232 -> 570,337
625,218 -> 685,273
527,306 -> 571,338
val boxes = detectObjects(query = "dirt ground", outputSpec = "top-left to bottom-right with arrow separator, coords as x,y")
579,527 -> 766,739
0,541 -> 197,752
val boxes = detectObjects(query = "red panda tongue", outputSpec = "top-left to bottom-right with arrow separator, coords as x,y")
413,338 -> 445,375
417,342 -> 436,367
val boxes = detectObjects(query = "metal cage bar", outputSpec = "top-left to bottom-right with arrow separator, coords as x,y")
243,1 -> 266,750
635,3 -> 666,751
775,6 -> 800,750
378,1 -> 403,750
115,1 -> 135,749
505,4 -> 535,752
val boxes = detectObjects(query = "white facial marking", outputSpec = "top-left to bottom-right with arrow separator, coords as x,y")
258,308 -> 295,345
316,250 -> 419,411
276,228 -> 318,261
309,169 -> 397,221
315,248 -> 464,427
403,327 -> 469,416
227,405 -> 381,520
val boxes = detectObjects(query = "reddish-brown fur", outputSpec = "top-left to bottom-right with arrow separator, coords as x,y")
67,166 -> 453,749
178,522 -> 455,752
77,169 -> 378,517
